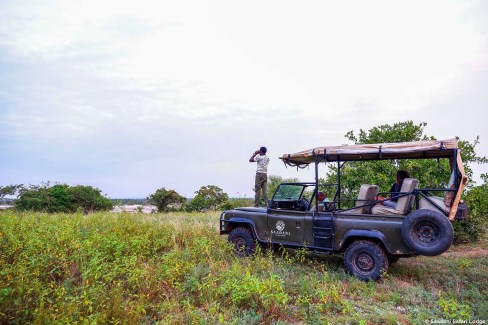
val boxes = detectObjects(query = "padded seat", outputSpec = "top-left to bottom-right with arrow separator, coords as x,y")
340,184 -> 379,214
419,196 -> 450,214
371,178 -> 419,215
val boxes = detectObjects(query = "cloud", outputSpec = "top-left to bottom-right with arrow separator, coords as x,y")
1,0 -> 487,196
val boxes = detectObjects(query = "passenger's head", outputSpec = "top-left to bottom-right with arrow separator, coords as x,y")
396,170 -> 410,182
259,146 -> 267,154
317,191 -> 326,202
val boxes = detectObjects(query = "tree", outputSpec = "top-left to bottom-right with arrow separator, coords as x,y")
187,185 -> 229,212
15,183 -> 113,213
324,121 -> 487,241
68,185 -> 114,213
147,187 -> 186,213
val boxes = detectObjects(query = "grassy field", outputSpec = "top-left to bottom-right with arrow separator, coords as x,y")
0,211 -> 487,324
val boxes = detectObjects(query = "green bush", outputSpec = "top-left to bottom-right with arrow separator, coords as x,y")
147,187 -> 186,212
15,183 -> 112,213
454,174 -> 488,243
0,211 -> 487,323
187,185 -> 229,212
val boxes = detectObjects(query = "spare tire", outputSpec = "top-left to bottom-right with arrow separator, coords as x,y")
401,209 -> 453,256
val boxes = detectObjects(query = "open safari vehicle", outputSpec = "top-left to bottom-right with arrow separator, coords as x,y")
220,139 -> 468,280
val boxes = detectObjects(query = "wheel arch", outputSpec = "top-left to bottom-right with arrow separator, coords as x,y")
222,218 -> 259,239
339,229 -> 392,254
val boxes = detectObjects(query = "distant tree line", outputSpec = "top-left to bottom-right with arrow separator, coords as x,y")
146,185 -> 253,213
0,182 -> 253,214
110,198 -> 149,206
0,183 -> 112,213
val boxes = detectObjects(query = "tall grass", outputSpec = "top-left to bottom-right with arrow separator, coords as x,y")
0,210 -> 486,324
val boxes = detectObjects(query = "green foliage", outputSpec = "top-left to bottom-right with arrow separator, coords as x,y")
68,185 -> 113,213
147,187 -> 186,212
326,121 -> 487,241
0,211 -> 487,323
14,183 -> 112,213
345,121 -> 431,144
454,174 -> 488,243
458,137 -> 488,182
217,266 -> 289,310
438,296 -> 471,319
187,185 -> 229,212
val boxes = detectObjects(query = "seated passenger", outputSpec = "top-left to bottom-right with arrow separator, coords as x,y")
317,191 -> 330,211
377,170 -> 410,209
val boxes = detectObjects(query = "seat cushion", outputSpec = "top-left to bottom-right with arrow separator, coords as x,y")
371,205 -> 404,215
354,184 -> 379,214
419,196 -> 450,213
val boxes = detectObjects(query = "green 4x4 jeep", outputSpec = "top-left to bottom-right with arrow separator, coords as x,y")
220,139 -> 469,280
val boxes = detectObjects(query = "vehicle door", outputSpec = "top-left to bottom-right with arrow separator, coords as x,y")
267,184 -> 307,244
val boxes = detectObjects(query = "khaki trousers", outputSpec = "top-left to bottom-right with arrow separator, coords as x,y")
254,173 -> 268,207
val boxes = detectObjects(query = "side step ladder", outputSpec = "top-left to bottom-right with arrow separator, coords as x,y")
312,215 -> 334,250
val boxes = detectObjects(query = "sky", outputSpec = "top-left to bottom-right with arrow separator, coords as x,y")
1,0 -> 487,198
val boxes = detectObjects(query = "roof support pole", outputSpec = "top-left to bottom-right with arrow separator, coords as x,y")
453,149 -> 458,187
337,160 -> 341,209
314,150 -> 319,211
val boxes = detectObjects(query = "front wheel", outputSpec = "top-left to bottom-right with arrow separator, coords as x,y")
344,240 -> 389,281
228,227 -> 256,257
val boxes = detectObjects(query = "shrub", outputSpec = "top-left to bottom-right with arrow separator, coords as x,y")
68,185 -> 113,213
187,185 -> 229,212
15,183 -> 112,213
454,174 -> 488,243
147,187 -> 186,212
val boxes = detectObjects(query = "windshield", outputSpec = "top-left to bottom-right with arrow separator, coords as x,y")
273,184 -> 305,201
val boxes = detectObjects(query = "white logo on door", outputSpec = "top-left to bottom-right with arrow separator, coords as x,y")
276,220 -> 285,231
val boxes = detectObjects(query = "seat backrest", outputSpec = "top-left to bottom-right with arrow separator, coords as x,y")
354,184 -> 379,214
419,196 -> 449,213
395,178 -> 419,214
443,169 -> 456,207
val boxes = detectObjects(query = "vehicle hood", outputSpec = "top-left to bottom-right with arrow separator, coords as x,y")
234,207 -> 267,213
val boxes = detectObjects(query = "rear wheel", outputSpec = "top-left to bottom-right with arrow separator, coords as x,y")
344,240 -> 389,281
401,209 -> 453,256
228,227 -> 256,257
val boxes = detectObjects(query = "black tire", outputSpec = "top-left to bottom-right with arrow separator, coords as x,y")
401,209 -> 454,256
228,227 -> 256,257
344,240 -> 389,281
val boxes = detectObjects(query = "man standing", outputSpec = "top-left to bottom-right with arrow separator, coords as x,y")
249,147 -> 270,207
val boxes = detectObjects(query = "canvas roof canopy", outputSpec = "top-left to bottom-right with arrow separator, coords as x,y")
280,139 -> 459,165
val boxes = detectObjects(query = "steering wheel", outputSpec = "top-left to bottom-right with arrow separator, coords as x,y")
297,197 -> 309,211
